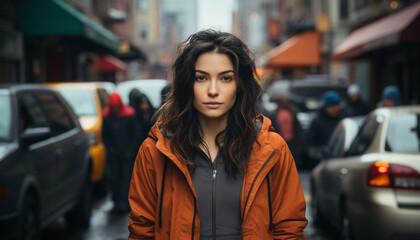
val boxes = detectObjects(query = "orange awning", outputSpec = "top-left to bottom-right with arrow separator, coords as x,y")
332,2 -> 420,60
264,31 -> 320,69
96,55 -> 127,72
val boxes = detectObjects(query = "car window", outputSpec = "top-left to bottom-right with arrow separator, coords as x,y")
18,94 -> 49,132
97,88 -> 108,110
326,124 -> 345,158
0,94 -> 12,141
386,113 -> 420,153
346,115 -> 381,156
36,92 -> 75,136
57,89 -> 97,116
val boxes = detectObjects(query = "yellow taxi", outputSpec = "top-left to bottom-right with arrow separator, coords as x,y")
46,82 -> 109,194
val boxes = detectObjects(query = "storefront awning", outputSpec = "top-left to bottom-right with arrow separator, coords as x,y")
17,0 -> 119,52
332,2 -> 420,60
117,41 -> 148,61
96,55 -> 127,72
264,31 -> 320,69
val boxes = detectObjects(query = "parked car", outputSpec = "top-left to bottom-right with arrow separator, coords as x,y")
0,84 -> 92,240
46,82 -> 109,196
116,79 -> 169,109
311,106 -> 420,240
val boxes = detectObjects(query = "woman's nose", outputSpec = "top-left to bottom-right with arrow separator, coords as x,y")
208,80 -> 219,97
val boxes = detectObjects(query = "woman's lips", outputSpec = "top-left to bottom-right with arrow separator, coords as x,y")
204,102 -> 222,109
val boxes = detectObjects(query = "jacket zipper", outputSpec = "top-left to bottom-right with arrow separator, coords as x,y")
212,168 -> 217,240
240,150 -> 276,237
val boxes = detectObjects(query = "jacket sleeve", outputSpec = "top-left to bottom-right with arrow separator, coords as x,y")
128,139 -> 159,239
271,143 -> 308,239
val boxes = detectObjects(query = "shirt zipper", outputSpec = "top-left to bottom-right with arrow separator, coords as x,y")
195,146 -> 218,240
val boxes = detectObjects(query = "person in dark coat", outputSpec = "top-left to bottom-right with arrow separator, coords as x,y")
307,90 -> 344,165
102,92 -> 139,213
131,93 -> 156,143
344,84 -> 370,117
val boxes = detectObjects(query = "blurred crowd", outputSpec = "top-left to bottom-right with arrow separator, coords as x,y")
264,83 -> 403,169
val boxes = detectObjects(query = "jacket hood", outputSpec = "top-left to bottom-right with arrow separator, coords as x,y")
108,92 -> 123,107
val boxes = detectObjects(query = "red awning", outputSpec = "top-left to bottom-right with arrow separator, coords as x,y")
96,55 -> 127,72
264,31 -> 320,69
332,2 -> 420,60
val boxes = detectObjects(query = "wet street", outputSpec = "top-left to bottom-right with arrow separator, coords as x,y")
41,170 -> 336,240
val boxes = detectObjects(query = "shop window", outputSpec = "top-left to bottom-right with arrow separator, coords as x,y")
138,0 -> 148,12
140,23 -> 149,40
340,0 -> 348,19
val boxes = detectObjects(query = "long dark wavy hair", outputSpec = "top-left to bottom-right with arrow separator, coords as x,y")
155,29 -> 262,175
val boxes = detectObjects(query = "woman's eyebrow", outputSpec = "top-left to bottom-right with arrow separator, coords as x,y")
195,70 -> 234,76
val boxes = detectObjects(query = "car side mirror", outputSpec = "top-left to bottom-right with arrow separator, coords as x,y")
321,146 -> 330,160
21,127 -> 51,147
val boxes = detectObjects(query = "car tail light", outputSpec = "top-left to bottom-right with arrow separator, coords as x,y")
367,161 -> 420,189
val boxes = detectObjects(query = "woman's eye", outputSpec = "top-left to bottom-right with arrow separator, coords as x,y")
195,76 -> 206,81
221,76 -> 233,82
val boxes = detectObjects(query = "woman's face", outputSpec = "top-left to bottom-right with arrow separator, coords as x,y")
193,52 -> 237,122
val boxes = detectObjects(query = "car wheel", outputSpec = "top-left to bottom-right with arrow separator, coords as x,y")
311,187 -> 326,227
18,194 -> 40,240
65,177 -> 92,228
339,204 -> 353,240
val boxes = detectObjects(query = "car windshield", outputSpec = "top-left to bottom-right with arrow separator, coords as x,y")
58,89 -> 97,117
0,94 -> 12,142
386,113 -> 420,153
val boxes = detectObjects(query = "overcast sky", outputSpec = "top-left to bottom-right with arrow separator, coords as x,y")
197,0 -> 235,32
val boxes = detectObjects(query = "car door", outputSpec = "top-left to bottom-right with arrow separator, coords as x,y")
319,123 -> 346,220
17,92 -> 59,219
36,91 -> 85,210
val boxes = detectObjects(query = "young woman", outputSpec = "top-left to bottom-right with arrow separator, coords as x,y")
128,30 -> 307,239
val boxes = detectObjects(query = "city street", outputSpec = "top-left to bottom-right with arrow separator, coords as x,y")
41,170 -> 336,240
2,1 -> 420,240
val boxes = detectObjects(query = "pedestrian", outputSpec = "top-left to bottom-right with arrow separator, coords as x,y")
128,88 -> 142,109
102,92 -> 139,213
376,85 -> 402,107
133,93 -> 156,143
274,94 -> 306,169
344,84 -> 370,117
128,29 -> 307,239
307,90 -> 344,165
128,88 -> 147,143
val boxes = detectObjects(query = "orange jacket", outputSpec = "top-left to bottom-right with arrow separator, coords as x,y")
128,115 -> 307,239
